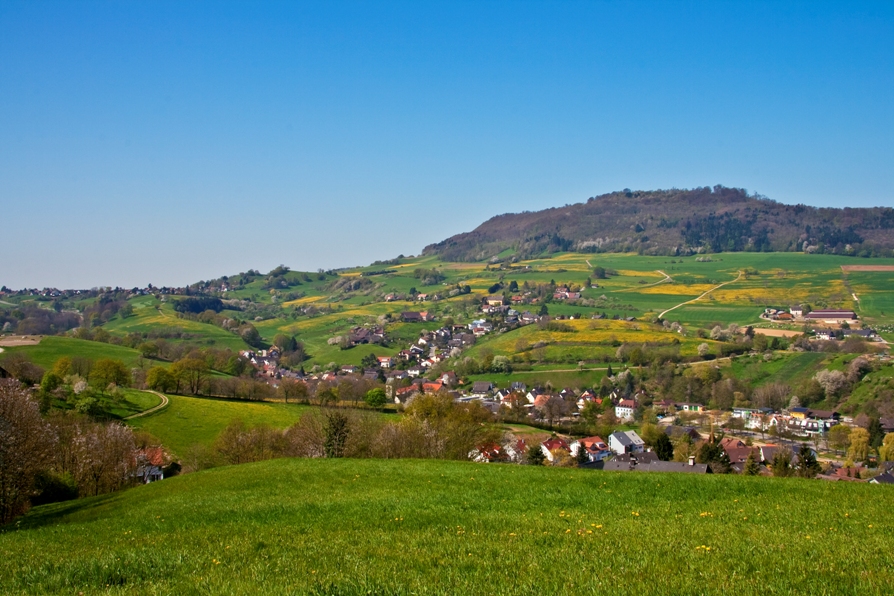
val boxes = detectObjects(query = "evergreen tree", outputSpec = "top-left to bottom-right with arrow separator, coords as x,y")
796,443 -> 821,478
654,433 -> 674,461
527,444 -> 546,466
575,442 -> 590,465
696,433 -> 731,473
868,416 -> 885,450
771,449 -> 793,477
743,450 -> 761,476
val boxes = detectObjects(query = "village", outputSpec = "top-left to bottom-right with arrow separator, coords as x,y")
228,296 -> 894,485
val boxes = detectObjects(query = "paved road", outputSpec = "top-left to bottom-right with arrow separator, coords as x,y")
659,270 -> 743,319
124,390 -> 170,420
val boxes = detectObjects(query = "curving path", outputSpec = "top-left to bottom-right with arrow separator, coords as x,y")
124,390 -> 170,420
658,270 -> 743,320
611,270 -> 672,292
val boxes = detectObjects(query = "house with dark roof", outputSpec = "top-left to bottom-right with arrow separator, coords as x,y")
471,381 -> 494,396
603,453 -> 709,474
870,471 -> 894,485
609,430 -> 645,455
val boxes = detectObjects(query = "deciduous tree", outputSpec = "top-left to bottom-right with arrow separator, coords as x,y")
0,380 -> 56,522
91,358 -> 130,392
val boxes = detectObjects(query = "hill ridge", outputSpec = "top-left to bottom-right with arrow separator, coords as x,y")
423,186 -> 894,261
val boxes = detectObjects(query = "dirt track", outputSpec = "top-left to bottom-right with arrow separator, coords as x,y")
841,265 -> 894,272
0,335 -> 43,347
124,391 -> 170,420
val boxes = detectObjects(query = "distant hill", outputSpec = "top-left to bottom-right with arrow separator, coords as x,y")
423,186 -> 894,261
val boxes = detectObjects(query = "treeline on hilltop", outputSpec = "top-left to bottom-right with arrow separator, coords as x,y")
423,186 -> 894,262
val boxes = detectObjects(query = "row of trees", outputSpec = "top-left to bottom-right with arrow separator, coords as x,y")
186,394 -> 500,472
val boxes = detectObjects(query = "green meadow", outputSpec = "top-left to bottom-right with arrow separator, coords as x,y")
2,458 -> 892,595
2,336 -> 146,370
106,389 -> 164,420
127,394 -> 310,456
102,298 -> 251,351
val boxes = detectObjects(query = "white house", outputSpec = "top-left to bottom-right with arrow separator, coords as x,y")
614,399 -> 636,421
609,431 -> 645,455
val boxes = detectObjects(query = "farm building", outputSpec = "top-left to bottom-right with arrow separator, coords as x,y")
805,309 -> 857,322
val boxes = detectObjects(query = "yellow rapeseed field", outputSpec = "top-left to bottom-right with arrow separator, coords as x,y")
283,295 -> 325,307
617,269 -> 664,278
637,284 -> 715,296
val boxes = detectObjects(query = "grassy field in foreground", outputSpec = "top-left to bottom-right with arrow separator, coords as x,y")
127,394 -> 310,456
2,458 -> 892,595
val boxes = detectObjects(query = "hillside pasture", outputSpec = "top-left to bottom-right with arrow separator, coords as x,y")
663,304 -> 765,326
103,301 -> 251,351
1,336 -> 146,370
2,458 -> 892,595
127,394 -> 310,456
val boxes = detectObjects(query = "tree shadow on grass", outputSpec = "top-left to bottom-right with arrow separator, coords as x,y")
3,492 -> 123,532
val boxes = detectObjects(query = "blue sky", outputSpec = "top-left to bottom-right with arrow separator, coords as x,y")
2,1 -> 893,289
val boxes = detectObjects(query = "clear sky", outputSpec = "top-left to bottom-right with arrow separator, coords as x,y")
2,1 -> 893,289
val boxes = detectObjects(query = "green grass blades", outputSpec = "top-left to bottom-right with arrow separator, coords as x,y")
2,459 -> 891,595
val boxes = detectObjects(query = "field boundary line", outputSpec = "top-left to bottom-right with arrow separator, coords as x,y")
125,390 -> 170,420
658,270 -> 743,319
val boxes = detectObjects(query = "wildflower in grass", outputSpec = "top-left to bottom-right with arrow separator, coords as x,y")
631,511 -> 639,517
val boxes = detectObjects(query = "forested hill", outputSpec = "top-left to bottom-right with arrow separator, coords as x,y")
423,186 -> 894,261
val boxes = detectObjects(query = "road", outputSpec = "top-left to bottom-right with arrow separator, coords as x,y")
124,390 -> 170,420
658,270 -> 743,319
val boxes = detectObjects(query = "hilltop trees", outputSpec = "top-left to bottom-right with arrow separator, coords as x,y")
90,358 -> 130,391
170,358 -> 209,395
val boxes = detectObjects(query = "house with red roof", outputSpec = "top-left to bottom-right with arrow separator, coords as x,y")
541,437 -> 571,462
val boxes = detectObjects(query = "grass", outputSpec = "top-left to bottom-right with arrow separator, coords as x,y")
104,389 -> 163,420
2,336 -> 146,370
103,299 -> 251,351
2,458 -> 892,595
727,352 -> 829,387
127,394 -> 310,456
